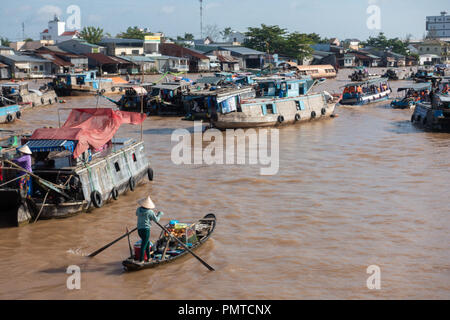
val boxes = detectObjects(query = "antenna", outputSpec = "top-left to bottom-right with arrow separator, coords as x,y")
22,22 -> 25,41
200,0 -> 203,39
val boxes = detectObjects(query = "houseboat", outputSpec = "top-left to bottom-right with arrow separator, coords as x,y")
48,71 -> 117,96
411,94 -> 450,132
149,82 -> 191,115
339,78 -> 391,106
1,82 -> 58,111
210,78 -> 336,129
391,83 -> 432,109
294,65 -> 337,79
0,108 -> 153,227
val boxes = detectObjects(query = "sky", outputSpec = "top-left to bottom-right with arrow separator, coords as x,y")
0,0 -> 449,42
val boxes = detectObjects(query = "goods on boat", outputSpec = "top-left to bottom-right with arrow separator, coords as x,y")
0,108 -> 152,227
391,83 -> 432,109
339,78 -> 391,106
122,213 -> 216,271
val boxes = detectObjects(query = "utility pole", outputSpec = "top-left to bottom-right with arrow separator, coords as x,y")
200,0 -> 203,39
22,22 -> 25,41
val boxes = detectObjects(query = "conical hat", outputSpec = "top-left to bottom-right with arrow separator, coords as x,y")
17,145 -> 32,155
138,196 -> 155,209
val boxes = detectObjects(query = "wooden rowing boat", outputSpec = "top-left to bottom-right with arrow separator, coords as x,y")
122,213 -> 216,271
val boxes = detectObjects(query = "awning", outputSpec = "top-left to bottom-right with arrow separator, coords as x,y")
26,139 -> 76,153
397,83 -> 432,92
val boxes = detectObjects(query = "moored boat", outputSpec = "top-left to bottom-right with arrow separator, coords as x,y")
339,78 -> 391,105
411,94 -> 450,132
210,77 -> 335,129
122,213 -> 216,271
0,108 -> 153,227
49,71 -> 118,96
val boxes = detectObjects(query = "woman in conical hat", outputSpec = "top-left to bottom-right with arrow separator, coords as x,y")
136,196 -> 164,263
14,144 -> 33,196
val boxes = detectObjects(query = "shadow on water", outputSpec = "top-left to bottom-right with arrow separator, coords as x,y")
386,120 -> 422,134
143,128 -> 179,135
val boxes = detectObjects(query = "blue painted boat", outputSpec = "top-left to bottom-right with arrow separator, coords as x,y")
391,82 -> 432,109
0,104 -> 21,123
339,78 -> 391,106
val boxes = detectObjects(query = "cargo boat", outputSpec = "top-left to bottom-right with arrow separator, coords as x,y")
411,94 -> 450,132
0,108 -> 152,227
49,71 -> 117,96
210,77 -> 335,129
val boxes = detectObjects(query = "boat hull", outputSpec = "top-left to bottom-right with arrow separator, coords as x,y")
411,103 -> 450,132
340,89 -> 391,106
213,93 -> 335,130
122,213 -> 216,272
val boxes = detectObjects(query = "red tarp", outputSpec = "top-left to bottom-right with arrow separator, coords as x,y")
31,108 -> 146,158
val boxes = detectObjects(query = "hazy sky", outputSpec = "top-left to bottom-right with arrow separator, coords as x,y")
0,0 -> 448,41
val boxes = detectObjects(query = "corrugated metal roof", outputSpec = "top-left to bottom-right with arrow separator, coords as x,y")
99,38 -> 144,45
220,46 -> 264,56
84,53 -> 131,65
119,55 -> 155,63
26,139 -> 75,153
0,54 -> 49,63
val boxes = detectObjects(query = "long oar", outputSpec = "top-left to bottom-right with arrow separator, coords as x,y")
88,227 -> 137,258
154,220 -> 215,271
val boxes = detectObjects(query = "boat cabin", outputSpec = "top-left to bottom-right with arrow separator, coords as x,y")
254,78 -> 315,98
391,83 -> 432,108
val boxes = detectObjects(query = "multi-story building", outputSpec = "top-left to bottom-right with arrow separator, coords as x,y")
426,11 -> 450,38
40,15 -> 79,43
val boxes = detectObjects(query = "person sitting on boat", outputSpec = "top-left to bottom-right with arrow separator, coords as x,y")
136,196 -> 164,263
13,145 -> 33,196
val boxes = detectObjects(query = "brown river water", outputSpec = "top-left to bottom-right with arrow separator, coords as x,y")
0,69 -> 449,299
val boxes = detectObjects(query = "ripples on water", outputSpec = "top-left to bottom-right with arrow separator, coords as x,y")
0,73 -> 449,299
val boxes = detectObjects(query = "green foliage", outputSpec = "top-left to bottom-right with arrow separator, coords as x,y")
360,32 -> 410,56
220,27 -> 233,41
0,37 -> 11,46
244,24 -> 318,61
24,38 -> 34,42
184,33 -> 194,41
117,26 -> 150,40
79,26 -> 104,44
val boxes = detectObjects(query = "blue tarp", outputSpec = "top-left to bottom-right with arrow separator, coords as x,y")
26,140 -> 76,153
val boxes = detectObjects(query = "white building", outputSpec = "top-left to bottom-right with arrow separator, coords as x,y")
40,15 -> 79,43
426,11 -> 450,38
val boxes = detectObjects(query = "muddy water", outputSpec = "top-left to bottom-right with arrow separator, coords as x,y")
0,69 -> 449,299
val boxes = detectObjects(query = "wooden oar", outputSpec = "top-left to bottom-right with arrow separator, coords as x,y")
88,227 -> 137,258
154,220 -> 215,271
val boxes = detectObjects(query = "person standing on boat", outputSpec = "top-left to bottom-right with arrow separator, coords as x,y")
13,145 -> 33,196
136,196 -> 164,263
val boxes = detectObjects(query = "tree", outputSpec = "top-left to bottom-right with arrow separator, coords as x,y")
184,33 -> 194,41
79,26 -> 104,44
244,24 -> 315,61
221,27 -> 233,41
24,38 -> 34,42
117,26 -> 148,40
361,32 -> 410,56
0,37 -> 10,46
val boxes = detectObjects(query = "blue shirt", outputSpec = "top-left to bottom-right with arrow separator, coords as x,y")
136,207 -> 163,230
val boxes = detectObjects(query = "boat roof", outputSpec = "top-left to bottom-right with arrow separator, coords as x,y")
194,77 -> 224,85
438,94 -> 450,103
184,86 -> 253,98
26,139 -> 76,153
397,83 -> 432,92
152,83 -> 184,90
343,77 -> 389,87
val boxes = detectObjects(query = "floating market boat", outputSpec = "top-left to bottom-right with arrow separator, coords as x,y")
0,82 -> 58,123
122,213 -> 216,272
391,82 -> 432,109
210,77 -> 336,129
183,85 -> 256,121
339,78 -> 391,106
0,108 -> 153,227
411,94 -> 450,132
48,71 -> 117,96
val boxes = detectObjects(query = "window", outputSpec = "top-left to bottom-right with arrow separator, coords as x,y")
266,104 -> 274,114
132,153 -> 137,162
295,101 -> 301,110
114,162 -> 121,172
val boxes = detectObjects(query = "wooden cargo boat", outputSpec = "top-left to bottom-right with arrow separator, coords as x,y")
411,94 -> 450,132
210,77 -> 335,129
49,71 -> 117,96
0,108 -> 152,227
339,78 -> 391,105
122,213 -> 216,272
